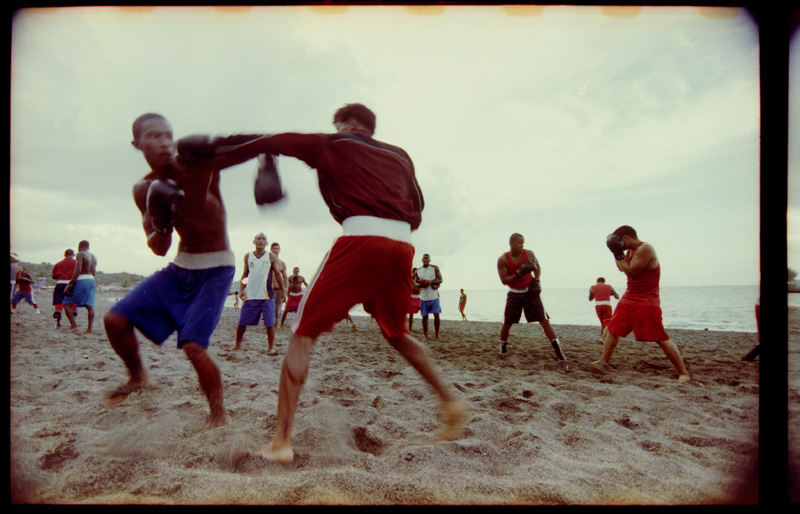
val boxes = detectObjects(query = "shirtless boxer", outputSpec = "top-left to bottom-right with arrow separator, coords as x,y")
63,241 -> 97,333
280,267 -> 307,328
103,113 -> 265,430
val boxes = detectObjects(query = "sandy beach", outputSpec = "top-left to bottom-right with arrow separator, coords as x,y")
9,290 -> 777,505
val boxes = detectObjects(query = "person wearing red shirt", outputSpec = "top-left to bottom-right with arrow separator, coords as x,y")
596,225 -> 690,382
11,267 -> 38,312
497,232 -> 566,361
51,249 -> 77,328
589,277 -> 619,343
186,103 -> 468,463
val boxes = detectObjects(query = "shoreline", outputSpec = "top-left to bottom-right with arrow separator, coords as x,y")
10,291 -> 771,504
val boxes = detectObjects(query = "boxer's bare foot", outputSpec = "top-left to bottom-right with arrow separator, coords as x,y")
438,399 -> 469,441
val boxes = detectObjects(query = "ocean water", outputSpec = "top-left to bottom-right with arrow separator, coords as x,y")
241,285 -> 759,333
352,285 -> 760,333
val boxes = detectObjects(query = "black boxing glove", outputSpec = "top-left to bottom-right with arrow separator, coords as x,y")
147,179 -> 185,234
606,234 -> 626,260
254,153 -> 286,205
515,261 -> 537,277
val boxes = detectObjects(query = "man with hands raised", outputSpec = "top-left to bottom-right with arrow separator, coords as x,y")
497,232 -> 567,362
596,226 -> 690,382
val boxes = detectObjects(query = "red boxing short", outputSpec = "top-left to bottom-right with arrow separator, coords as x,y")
293,234 -> 414,340
285,292 -> 303,313
595,305 -> 613,327
606,301 -> 669,342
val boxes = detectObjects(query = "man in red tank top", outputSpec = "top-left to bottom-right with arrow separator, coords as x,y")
496,233 -> 567,362
595,225 -> 690,382
589,277 -> 619,342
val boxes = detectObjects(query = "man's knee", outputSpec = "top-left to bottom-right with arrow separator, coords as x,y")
284,336 -> 314,384
386,334 -> 421,356
181,341 -> 209,362
104,311 -> 129,333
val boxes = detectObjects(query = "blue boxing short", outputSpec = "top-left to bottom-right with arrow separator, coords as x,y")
109,263 -> 235,349
420,297 -> 442,317
62,276 -> 96,307
238,299 -> 276,327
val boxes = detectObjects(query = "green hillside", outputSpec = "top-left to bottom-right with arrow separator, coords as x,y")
15,261 -> 144,288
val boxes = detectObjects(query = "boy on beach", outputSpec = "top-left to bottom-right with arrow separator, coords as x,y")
596,225 -> 691,382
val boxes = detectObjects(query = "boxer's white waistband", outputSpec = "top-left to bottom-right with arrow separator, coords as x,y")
56,280 -> 71,284
508,287 -> 529,294
76,274 -> 94,281
595,300 -> 612,306
174,249 -> 236,269
341,216 -> 411,244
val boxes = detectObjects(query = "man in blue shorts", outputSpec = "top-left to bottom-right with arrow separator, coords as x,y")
103,113 -> 265,430
414,253 -> 443,340
231,233 -> 285,353
62,240 -> 97,334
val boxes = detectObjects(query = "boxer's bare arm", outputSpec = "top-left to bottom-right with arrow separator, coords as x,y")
134,178 -> 173,256
619,243 -> 657,278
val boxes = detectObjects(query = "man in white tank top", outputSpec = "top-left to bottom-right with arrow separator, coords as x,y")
414,253 -> 442,339
232,233 -> 285,353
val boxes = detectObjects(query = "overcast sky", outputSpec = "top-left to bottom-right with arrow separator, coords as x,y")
10,5 -> 760,291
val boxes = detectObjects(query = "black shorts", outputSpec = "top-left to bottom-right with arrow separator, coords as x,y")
52,283 -> 68,305
503,282 -> 549,325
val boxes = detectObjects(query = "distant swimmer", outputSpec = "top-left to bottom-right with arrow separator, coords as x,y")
594,225 -> 690,382
459,288 -> 468,321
